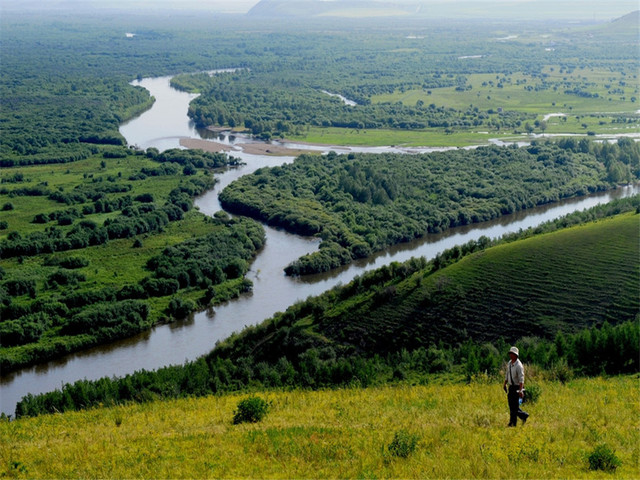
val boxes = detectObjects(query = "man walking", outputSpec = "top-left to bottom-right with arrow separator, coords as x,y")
503,346 -> 529,427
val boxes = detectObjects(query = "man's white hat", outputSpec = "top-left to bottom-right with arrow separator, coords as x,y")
508,346 -> 519,357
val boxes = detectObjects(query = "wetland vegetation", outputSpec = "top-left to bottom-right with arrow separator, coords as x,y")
1,8 -> 639,477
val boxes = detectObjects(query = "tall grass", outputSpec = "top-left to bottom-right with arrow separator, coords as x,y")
2,375 -> 638,478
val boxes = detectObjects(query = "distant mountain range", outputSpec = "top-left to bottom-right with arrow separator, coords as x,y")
247,0 -> 639,21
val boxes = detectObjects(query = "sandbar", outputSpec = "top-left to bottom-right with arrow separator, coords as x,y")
180,137 -> 319,157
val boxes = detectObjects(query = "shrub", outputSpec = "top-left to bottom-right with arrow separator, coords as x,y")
387,429 -> 419,458
47,269 -> 86,287
166,297 -> 196,319
548,358 -> 573,383
588,444 -> 621,472
523,384 -> 541,404
134,193 -> 154,203
44,256 -> 89,269
232,396 -> 270,424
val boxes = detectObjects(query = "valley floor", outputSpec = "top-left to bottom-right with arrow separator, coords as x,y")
2,375 -> 638,478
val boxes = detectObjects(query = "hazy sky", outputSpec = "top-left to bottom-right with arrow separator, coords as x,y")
2,0 -> 638,18
0,0 -> 261,14
139,0 -> 261,13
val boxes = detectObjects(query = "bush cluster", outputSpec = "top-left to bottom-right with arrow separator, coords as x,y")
587,444 -> 621,472
232,396 -> 270,424
387,430 -> 419,458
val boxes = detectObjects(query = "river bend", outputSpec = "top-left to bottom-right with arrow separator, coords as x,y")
1,76 -> 637,416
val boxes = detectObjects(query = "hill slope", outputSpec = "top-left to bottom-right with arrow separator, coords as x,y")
216,210 -> 639,366
2,376 -> 638,478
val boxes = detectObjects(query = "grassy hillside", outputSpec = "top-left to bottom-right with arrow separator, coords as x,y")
210,208 -> 639,368
316,210 -> 640,352
2,375 -> 638,478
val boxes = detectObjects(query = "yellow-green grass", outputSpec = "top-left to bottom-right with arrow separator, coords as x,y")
0,155 -> 192,241
372,70 -> 639,116
288,126 -> 514,148
2,375 -> 638,478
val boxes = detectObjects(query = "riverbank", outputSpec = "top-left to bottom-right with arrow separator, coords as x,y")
180,137 -> 320,157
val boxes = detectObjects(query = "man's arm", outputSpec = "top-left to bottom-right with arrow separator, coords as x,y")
518,362 -> 525,397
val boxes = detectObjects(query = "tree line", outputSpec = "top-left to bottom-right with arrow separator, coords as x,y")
12,319 -> 637,419
183,71 -> 531,139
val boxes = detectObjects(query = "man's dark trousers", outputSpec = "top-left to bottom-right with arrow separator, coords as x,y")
508,385 -> 529,426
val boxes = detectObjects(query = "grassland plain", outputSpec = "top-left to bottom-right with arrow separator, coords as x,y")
287,126 -> 498,148
372,69 -> 638,116
1,375 -> 638,478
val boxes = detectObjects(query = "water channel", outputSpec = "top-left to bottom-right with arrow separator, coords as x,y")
1,75 -> 637,416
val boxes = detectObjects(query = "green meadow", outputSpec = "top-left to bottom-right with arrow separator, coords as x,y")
288,65 -> 640,147
0,153 -> 215,302
374,69 -> 638,115
2,376 -> 638,479
289,126 -> 501,147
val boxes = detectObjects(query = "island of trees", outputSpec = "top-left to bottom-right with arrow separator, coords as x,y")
220,139 -> 638,275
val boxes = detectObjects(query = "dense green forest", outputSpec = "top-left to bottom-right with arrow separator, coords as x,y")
13,198 -> 639,417
220,138 -> 639,274
2,9 -> 637,167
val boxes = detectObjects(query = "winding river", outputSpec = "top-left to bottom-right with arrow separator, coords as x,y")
1,75 -> 637,416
